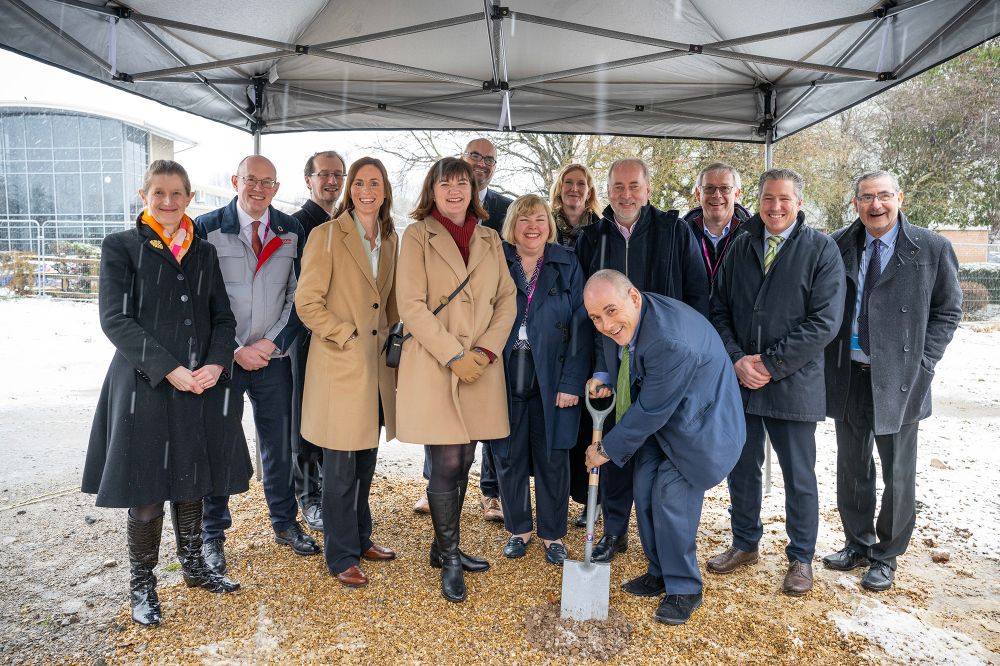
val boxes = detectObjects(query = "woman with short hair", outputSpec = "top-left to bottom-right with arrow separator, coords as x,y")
83,159 -> 250,627
491,194 -> 590,565
395,157 -> 517,602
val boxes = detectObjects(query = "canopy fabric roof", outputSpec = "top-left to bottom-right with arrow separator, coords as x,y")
2,0 -> 998,143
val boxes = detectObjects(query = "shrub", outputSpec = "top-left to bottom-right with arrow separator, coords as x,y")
958,263 -> 1000,304
959,281 -> 988,316
0,251 -> 36,296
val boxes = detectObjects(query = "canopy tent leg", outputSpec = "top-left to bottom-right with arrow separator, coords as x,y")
764,123 -> 774,496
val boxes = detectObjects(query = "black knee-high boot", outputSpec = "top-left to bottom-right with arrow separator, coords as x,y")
428,481 -> 491,572
427,488 -> 466,602
170,500 -> 240,593
127,513 -> 163,626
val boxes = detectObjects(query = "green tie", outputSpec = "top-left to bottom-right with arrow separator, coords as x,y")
616,345 -> 632,422
764,235 -> 783,274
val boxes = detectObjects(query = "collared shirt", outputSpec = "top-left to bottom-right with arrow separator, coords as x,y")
351,212 -> 382,279
851,220 -> 901,363
478,187 -> 488,204
235,203 -> 270,247
762,220 -> 797,257
613,216 -> 637,241
703,220 -> 732,247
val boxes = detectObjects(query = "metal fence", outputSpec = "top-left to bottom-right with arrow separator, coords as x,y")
2,219 -> 999,319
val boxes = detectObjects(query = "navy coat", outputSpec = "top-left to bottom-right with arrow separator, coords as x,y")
825,214 -> 961,434
489,242 -> 591,458
481,189 -> 513,234
82,219 -> 253,507
599,294 -> 745,491
710,212 -> 846,422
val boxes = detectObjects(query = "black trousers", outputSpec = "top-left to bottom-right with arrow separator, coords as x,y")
729,414 -> 818,563
290,330 -> 324,507
494,369 -> 570,540
569,409 -> 595,506
835,363 -> 919,569
601,448 -> 634,538
322,448 -> 378,575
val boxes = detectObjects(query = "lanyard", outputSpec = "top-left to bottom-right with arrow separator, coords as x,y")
701,229 -> 732,282
523,256 -> 544,318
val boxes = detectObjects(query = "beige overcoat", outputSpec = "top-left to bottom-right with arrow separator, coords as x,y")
395,217 -> 517,444
295,211 -> 398,451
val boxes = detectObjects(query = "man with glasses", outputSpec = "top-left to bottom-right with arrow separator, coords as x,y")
683,162 -> 751,292
822,171 -> 961,592
196,155 -> 321,575
463,137 -> 513,235
289,151 -> 347,532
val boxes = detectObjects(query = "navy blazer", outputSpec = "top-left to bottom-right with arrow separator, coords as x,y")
600,293 -> 745,491
481,189 -> 513,234
490,242 -> 591,457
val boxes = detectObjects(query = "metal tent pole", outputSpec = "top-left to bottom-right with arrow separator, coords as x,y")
763,127 -> 774,496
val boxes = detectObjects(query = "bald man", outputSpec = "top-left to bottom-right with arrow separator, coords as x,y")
195,155 -> 320,575
583,270 -> 744,624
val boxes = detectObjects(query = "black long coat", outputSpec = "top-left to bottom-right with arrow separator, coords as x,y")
82,219 -> 253,507
710,212 -> 846,422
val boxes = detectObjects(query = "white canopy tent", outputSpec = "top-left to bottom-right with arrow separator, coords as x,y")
1,0 -> 998,156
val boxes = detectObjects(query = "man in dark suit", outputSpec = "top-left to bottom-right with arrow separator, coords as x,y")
822,171 -> 961,591
289,150 -> 347,531
583,270 -> 745,625
708,168 -> 845,596
195,155 -> 321,574
576,158 -> 710,563
682,162 -> 751,293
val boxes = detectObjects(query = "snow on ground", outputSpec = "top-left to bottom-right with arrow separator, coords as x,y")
1,297 -> 998,663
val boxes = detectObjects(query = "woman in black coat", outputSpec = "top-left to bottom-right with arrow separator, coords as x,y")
491,194 -> 591,566
82,160 -> 251,627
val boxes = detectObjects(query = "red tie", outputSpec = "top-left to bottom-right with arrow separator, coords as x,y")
251,220 -> 263,257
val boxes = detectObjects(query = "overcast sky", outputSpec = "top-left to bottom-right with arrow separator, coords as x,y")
0,49 -> 413,208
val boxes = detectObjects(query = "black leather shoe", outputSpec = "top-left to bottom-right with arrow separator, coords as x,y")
654,592 -> 703,625
544,542 -> 567,566
274,522 -> 322,556
573,504 -> 601,528
591,534 -> 627,563
622,572 -> 665,597
203,538 -> 227,575
429,541 -> 490,572
503,536 -> 530,558
861,560 -> 895,591
822,547 -> 869,571
301,503 -> 324,532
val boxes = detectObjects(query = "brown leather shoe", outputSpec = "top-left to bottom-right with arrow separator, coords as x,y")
413,494 -> 430,514
782,560 -> 813,596
335,565 -> 368,587
480,496 -> 504,522
707,546 -> 759,574
362,544 -> 396,561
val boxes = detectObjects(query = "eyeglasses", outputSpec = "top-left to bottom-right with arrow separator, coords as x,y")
239,175 -> 279,189
700,185 -> 735,195
462,151 -> 496,167
309,171 -> 346,180
856,192 -> 898,204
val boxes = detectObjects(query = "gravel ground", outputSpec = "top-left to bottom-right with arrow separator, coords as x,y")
1,299 -> 998,664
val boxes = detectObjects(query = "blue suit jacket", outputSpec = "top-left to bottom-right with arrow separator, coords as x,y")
481,189 -> 513,234
600,293 -> 745,491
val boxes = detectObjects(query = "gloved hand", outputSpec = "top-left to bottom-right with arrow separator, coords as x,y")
449,352 -> 485,383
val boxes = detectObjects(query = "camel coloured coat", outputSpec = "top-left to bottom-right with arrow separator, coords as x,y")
394,216 -> 517,444
295,211 -> 398,450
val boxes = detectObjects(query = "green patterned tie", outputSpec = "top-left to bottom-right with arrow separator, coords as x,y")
764,235 -> 784,274
615,345 -> 631,421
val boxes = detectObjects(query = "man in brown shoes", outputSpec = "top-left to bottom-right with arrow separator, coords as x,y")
708,169 -> 845,597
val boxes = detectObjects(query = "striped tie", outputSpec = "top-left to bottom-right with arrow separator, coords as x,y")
615,345 -> 631,422
764,235 -> 783,274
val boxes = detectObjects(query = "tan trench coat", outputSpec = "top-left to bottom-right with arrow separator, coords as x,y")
395,217 -> 517,444
295,211 -> 398,451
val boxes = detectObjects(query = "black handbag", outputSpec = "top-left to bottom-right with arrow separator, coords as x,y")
383,275 -> 471,368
